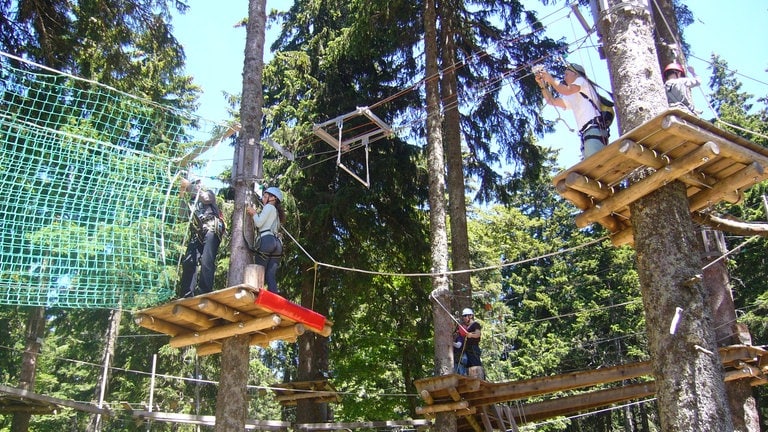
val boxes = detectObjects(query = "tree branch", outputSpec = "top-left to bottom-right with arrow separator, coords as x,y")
693,211 -> 768,237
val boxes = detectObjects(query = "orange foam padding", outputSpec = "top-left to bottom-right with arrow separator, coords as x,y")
255,290 -> 327,332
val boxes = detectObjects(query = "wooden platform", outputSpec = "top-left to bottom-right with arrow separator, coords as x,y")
134,285 -> 332,356
0,384 -> 107,415
414,344 -> 768,430
553,109 -> 768,246
271,380 -> 341,406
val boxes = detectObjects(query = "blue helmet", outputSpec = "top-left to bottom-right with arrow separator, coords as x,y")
265,187 -> 283,202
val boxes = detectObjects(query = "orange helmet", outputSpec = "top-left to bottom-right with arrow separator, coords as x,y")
664,63 -> 685,78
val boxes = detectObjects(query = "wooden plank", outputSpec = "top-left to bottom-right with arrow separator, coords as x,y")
275,391 -> 338,403
130,410 -> 290,430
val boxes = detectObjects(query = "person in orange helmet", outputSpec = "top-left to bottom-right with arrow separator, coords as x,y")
663,62 -> 701,115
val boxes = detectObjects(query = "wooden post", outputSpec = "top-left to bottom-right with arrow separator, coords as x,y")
244,264 -> 265,290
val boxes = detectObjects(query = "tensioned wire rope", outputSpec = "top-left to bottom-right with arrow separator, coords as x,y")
229,2 -> 768,315
280,3 -> 580,171
0,4 -> 592,312
5,270 -> 765,406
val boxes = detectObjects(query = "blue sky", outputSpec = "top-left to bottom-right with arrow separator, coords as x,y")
172,1 -> 768,176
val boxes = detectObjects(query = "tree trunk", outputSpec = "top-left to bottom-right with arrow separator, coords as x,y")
439,0 -> 472,312
296,276 -> 330,423
701,229 -> 759,432
425,0 -> 455,431
85,308 -> 122,432
216,0 -> 268,430
11,306 -> 45,432
649,2 -> 758,429
597,1 -> 733,430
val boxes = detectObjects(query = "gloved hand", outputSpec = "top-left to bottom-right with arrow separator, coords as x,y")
453,341 -> 462,349
457,325 -> 468,337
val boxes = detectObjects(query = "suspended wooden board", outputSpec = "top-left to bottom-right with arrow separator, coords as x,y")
552,109 -> 768,246
271,380 -> 341,406
313,106 -> 393,188
414,344 -> 768,430
134,285 -> 332,356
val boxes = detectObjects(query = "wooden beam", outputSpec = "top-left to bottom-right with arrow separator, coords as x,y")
133,314 -> 187,337
610,228 -> 634,247
420,389 -> 434,405
196,298 -> 249,322
555,180 -> 625,232
448,387 -> 461,402
414,375 -> 461,393
688,162 -> 765,212
172,305 -> 217,329
619,140 -> 720,190
415,400 -> 469,415
196,324 -> 307,356
512,382 -> 656,422
575,141 -> 720,228
0,384 -> 109,415
250,323 -> 306,346
662,115 -> 768,167
194,341 -> 223,357
169,314 -> 281,348
465,361 -> 652,406
565,172 -> 614,200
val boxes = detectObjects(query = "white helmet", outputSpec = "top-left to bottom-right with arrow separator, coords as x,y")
265,187 -> 283,202
462,308 -> 474,316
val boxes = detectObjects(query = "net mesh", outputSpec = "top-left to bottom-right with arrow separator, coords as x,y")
0,52 -> 231,310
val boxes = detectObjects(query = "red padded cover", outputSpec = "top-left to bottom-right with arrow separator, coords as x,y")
255,290 -> 327,332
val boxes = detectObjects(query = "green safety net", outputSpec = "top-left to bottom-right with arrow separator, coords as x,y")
0,52 -> 232,310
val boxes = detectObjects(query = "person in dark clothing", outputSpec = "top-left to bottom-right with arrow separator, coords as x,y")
457,307 -> 483,370
179,179 -> 225,297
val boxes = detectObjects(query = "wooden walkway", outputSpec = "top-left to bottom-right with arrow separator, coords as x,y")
134,284 -> 332,356
553,109 -> 768,246
272,380 -> 341,406
414,344 -> 768,431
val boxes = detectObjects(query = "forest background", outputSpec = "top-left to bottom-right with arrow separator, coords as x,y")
0,0 -> 767,431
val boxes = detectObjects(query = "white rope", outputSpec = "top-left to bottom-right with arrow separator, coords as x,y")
310,235 -> 609,279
